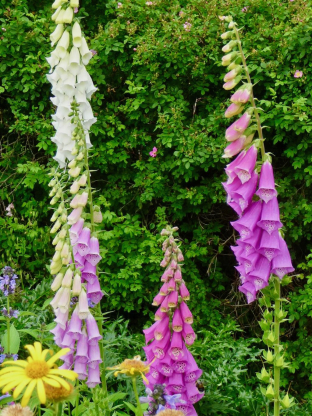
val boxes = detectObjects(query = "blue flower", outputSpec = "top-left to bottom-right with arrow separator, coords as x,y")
164,394 -> 184,408
0,354 -> 6,364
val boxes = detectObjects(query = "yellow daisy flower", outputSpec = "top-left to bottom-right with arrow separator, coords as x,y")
108,355 -> 151,383
0,342 -> 78,407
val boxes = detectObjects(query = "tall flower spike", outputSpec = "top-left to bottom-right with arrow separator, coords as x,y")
219,16 -> 295,416
142,226 -> 202,415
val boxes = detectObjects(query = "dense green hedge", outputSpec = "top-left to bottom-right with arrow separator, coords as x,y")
1,0 -> 312,406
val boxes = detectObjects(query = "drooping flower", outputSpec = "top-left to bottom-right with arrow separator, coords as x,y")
0,342 -> 77,407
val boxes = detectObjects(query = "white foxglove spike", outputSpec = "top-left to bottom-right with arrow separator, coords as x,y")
46,71 -> 60,85
75,90 -> 87,105
55,106 -> 71,120
63,6 -> 74,24
54,150 -> 66,167
69,46 -> 81,75
70,0 -> 79,7
55,30 -> 70,58
80,37 -> 92,65
52,0 -> 68,9
50,96 -> 60,106
72,22 -> 82,48
77,65 -> 89,83
59,95 -> 72,109
50,24 -> 64,46
83,117 -> 97,130
46,52 -> 60,70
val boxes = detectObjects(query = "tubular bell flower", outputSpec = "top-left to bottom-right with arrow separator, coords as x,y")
0,342 -> 77,407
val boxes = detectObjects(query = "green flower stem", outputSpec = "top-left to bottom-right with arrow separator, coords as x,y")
132,377 -> 143,416
55,403 -> 62,416
75,380 -> 79,416
6,296 -> 10,355
274,277 -> 281,416
233,25 -> 266,161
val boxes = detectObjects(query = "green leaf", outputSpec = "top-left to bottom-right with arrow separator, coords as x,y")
1,324 -> 20,354
18,328 -> 39,339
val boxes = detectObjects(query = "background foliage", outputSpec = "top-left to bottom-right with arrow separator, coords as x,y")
1,0 -> 312,413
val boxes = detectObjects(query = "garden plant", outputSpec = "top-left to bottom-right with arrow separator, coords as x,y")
0,0 -> 312,415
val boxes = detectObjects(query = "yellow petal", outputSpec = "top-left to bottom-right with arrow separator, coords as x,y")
2,360 -> 28,368
0,367 -> 26,376
46,348 -> 70,368
41,349 -> 52,361
46,375 -> 70,390
37,379 -> 46,404
2,378 -> 24,393
141,373 -> 149,384
49,369 -> 78,380
0,374 -> 25,388
21,379 -> 37,407
13,378 -> 31,399
27,357 -> 33,363
24,345 -> 39,361
34,342 -> 43,360
42,376 -> 61,388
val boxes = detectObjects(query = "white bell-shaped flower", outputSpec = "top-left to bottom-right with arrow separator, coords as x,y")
55,9 -> 66,24
70,0 -> 79,7
69,46 -> 81,75
52,0 -> 68,9
72,22 -> 82,48
63,6 -> 74,24
79,37 -> 92,65
59,95 -> 72,110
52,7 -> 62,22
57,51 -> 70,72
46,70 -> 60,86
55,105 -> 71,121
86,78 -> 97,99
50,24 -> 64,46
75,90 -> 87,106
54,150 -> 66,167
55,30 -> 70,59
62,73 -> 76,97
85,133 -> 92,148
50,96 -> 60,106
58,120 -> 75,137
83,118 -> 97,130
77,65 -> 89,84
46,51 -> 60,70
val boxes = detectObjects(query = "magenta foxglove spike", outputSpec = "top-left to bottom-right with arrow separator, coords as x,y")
172,352 -> 188,373
81,261 -> 97,284
222,176 -> 242,196
74,360 -> 88,380
167,372 -> 186,395
161,268 -> 174,282
158,353 -> 174,377
232,171 -> 258,212
152,293 -> 165,306
86,313 -> 102,345
223,136 -> 246,158
182,323 -> 195,345
237,226 -> 262,254
239,282 -> 257,303
258,229 -> 281,261
61,331 -> 75,349
234,145 -> 257,184
225,112 -> 251,141
256,161 -> 277,203
172,307 -> 183,332
231,201 -> 262,239
77,227 -> 91,256
69,218 -> 84,243
186,382 -> 205,404
179,282 -> 190,301
230,84 -> 252,104
177,402 -> 197,416
88,342 -> 103,369
54,309 -> 69,330
67,207 -> 83,225
239,251 -> 260,275
180,301 -> 193,324
73,252 -> 85,270
227,194 -> 242,217
168,331 -> 185,361
151,331 -> 171,359
160,295 -> 169,312
67,307 -> 83,340
85,237 -> 102,266
76,329 -> 89,363
231,244 -> 244,259
154,315 -> 170,340
168,278 -> 176,292
143,343 -> 155,362
173,267 -> 182,282
51,323 -> 66,347
247,275 -> 268,291
155,307 -> 167,321
271,237 -> 295,279
87,278 -> 104,304
86,364 -> 101,388
63,352 -> 74,366
257,197 -> 283,235
159,282 -> 169,295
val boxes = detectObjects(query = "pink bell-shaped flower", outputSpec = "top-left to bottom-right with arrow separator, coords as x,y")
271,237 -> 295,278
85,237 -> 102,266
257,197 -> 283,235
256,161 -> 277,203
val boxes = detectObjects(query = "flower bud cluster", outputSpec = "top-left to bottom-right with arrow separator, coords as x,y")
47,3 -> 96,167
0,266 -> 18,296
143,227 -> 203,416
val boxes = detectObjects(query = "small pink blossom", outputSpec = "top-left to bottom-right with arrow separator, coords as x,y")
117,2 -> 123,8
146,1 -> 153,4
1,28 -> 6,32
179,11 -> 186,17
6,203 -> 14,217
133,48 -> 137,51
183,22 -> 192,31
74,7 -> 79,13
90,49 -> 97,56
218,16 -> 226,20
294,70 -> 303,78
242,6 -> 248,12
149,147 -> 158,157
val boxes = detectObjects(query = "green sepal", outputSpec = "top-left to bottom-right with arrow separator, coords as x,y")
263,349 -> 274,364
259,320 -> 270,332
265,384 -> 275,400
263,309 -> 273,323
256,367 -> 270,383
280,394 -> 295,409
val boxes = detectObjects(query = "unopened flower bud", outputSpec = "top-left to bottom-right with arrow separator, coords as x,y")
93,210 -> 103,223
49,178 -> 57,187
68,159 -> 77,169
221,31 -> 234,40
71,147 -> 78,155
224,102 -> 244,118
59,227 -> 67,239
222,40 -> 237,53
50,211 -> 59,222
60,212 -> 68,223
78,174 -> 87,186
55,239 -> 65,251
70,181 -> 80,194
51,219 -> 62,233
53,250 -> 61,262
69,166 -> 81,178
76,152 -> 84,161
224,66 -> 242,82
274,354 -> 285,368
51,273 -> 64,291
223,75 -> 242,90
257,367 -> 270,383
72,273 -> 82,295
61,243 -> 70,258
62,268 -> 73,288
50,259 -> 62,275
52,235 -> 59,246
264,349 -> 274,363
280,394 -> 294,409
265,384 -> 274,400
161,229 -> 171,236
